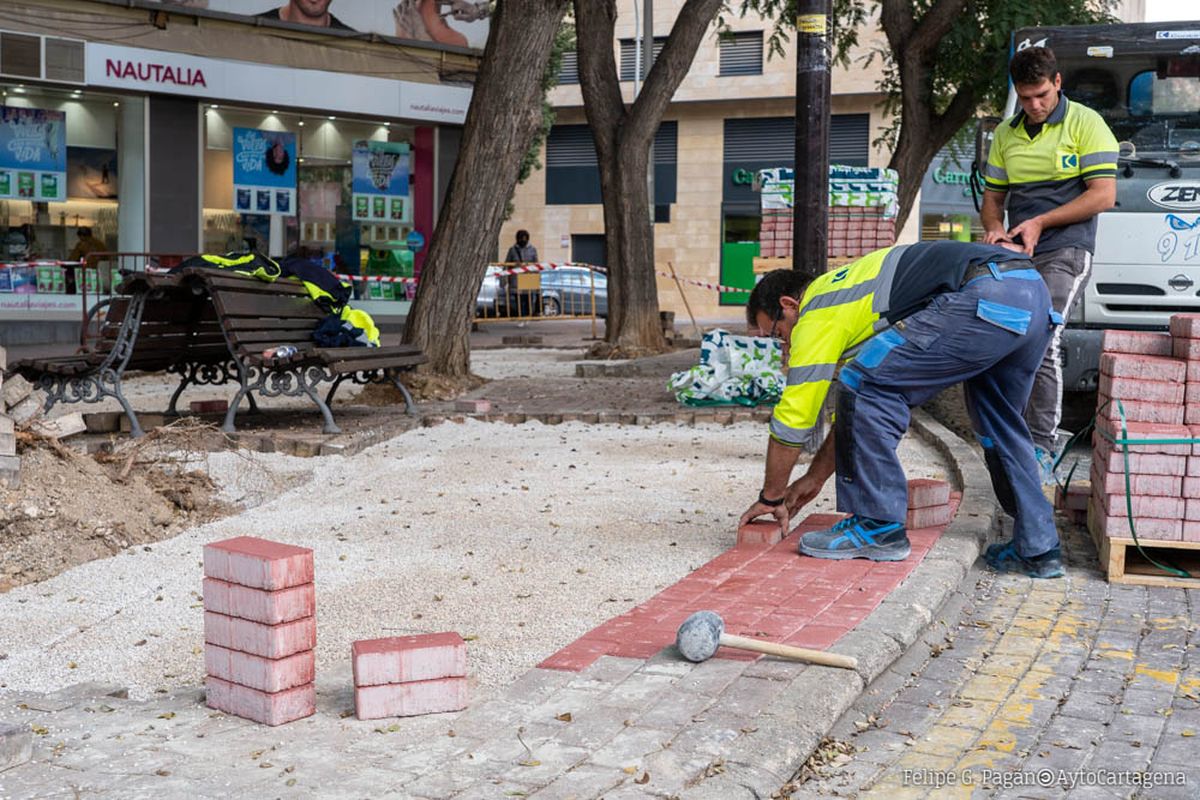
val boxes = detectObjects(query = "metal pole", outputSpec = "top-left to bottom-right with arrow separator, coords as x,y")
793,0 -> 831,278
643,0 -> 655,224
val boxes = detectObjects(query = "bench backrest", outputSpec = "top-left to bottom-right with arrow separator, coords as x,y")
185,269 -> 327,358
93,286 -> 231,370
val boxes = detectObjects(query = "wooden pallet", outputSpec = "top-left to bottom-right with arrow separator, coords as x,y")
1088,513 -> 1200,589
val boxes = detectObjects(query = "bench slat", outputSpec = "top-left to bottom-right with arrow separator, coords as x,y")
213,291 -> 328,321
322,354 -> 427,373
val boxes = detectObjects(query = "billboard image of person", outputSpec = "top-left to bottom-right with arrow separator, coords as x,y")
257,0 -> 354,30
393,0 -> 490,48
149,0 -> 489,49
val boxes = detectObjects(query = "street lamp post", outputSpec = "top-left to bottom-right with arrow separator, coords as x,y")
792,0 -> 831,278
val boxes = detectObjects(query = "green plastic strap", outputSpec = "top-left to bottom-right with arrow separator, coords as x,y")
1113,399 -> 1190,579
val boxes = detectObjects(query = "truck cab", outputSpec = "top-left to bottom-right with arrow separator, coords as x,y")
982,21 -> 1200,391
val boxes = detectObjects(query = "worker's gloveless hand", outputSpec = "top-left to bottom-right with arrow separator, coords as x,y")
738,500 -> 789,536
785,474 -> 823,515
1007,216 -> 1043,255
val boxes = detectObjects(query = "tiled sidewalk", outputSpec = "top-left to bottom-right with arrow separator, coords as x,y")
541,497 -> 959,672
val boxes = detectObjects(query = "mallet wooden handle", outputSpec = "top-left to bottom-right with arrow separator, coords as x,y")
719,633 -> 858,670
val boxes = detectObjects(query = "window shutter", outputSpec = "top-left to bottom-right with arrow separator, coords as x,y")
558,51 -> 578,86
719,32 -> 763,77
619,37 -> 667,81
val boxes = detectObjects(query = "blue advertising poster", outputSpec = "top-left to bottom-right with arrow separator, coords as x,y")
0,106 -> 67,203
232,127 -> 296,216
351,141 -> 410,223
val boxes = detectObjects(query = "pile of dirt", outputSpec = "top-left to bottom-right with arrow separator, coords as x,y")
0,438 -> 232,592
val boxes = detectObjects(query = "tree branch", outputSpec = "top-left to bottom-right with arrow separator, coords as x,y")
573,0 -> 624,160
627,0 -> 724,145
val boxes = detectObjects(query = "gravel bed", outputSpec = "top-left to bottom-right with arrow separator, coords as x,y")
0,418 -> 948,701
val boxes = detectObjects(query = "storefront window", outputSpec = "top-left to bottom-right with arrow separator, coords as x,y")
202,107 -> 415,290
0,84 -> 120,294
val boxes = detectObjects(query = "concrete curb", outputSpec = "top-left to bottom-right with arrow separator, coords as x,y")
678,409 -> 1000,798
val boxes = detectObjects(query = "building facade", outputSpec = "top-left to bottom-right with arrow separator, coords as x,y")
0,0 -> 482,344
501,4 -> 898,321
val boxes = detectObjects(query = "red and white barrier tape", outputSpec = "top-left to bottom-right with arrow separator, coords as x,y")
656,271 -> 751,294
0,260 -> 85,268
331,262 -> 751,294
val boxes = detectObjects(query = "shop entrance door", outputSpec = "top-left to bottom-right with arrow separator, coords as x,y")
720,211 -> 760,306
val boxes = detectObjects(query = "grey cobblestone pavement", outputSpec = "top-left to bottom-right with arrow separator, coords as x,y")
787,513 -> 1200,800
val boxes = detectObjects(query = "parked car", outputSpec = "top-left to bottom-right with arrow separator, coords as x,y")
534,266 -> 608,318
475,265 -> 503,317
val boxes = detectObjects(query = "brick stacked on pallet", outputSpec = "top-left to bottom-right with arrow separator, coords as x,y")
907,478 -> 952,529
1172,315 -> 1200,541
202,536 -> 317,726
758,208 -> 896,260
352,633 -> 469,720
1088,329 -> 1191,542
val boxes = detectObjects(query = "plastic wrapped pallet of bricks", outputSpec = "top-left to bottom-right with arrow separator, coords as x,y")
1170,314 -> 1200,425
668,329 -> 783,407
201,536 -> 316,726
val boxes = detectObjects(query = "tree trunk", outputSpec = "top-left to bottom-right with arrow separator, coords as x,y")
575,0 -> 723,355
401,0 -> 569,376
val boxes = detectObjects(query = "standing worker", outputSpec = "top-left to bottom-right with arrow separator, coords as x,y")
739,240 -> 1065,579
981,45 -> 1118,482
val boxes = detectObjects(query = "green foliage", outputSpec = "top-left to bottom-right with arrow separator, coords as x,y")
735,0 -> 1116,143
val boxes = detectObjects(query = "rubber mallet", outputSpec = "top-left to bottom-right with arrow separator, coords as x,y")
675,610 -> 858,670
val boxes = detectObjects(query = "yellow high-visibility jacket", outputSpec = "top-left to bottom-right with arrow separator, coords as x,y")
771,241 -> 1032,449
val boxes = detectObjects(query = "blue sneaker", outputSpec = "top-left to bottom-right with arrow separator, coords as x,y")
798,515 -> 911,561
1033,447 -> 1058,486
984,540 -> 1064,579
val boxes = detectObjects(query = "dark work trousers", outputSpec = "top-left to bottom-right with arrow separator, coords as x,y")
835,268 -> 1060,558
1025,246 -> 1093,452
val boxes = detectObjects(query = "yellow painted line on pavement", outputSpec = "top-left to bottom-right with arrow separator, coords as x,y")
1134,664 -> 1180,688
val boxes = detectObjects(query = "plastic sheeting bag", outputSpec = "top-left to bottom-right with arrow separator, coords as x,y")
668,328 -> 783,407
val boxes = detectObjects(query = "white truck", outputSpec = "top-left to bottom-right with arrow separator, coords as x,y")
976,20 -> 1200,391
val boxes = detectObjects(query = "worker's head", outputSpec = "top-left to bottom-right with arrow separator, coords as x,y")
1010,46 -> 1061,125
746,269 -> 813,362
77,226 -> 92,239
515,229 -> 530,247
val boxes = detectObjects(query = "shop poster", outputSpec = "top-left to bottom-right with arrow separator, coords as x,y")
351,140 -> 410,223
0,106 -> 67,203
232,127 -> 297,217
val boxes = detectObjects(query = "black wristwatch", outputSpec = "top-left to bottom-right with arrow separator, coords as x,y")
757,490 -> 785,507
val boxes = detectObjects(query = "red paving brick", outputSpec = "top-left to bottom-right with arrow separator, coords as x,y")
538,495 -> 959,671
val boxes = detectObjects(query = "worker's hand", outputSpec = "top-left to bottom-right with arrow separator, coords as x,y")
983,227 -> 1012,245
785,474 -> 823,515
739,500 -> 790,536
1007,217 -> 1043,256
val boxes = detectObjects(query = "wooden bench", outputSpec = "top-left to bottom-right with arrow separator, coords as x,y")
11,267 -> 426,436
11,277 -> 239,437
174,267 -> 426,434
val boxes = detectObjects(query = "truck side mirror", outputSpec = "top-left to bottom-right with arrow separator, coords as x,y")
970,117 -> 1002,212
973,116 -> 1001,175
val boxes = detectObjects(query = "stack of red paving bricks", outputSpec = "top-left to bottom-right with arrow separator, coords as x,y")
1086,325 -> 1198,543
202,536 -> 317,726
758,208 -> 895,260
735,477 -> 952,548
352,633 -> 469,720
907,478 -> 952,529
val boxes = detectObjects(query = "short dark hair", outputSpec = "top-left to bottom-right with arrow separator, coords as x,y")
1010,46 -> 1058,86
77,227 -> 92,237
516,229 -> 530,240
745,269 -> 812,328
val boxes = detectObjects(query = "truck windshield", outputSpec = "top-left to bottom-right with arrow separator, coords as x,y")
1061,54 -> 1200,158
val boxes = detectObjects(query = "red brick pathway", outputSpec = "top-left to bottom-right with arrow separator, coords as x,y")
539,495 -> 960,671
